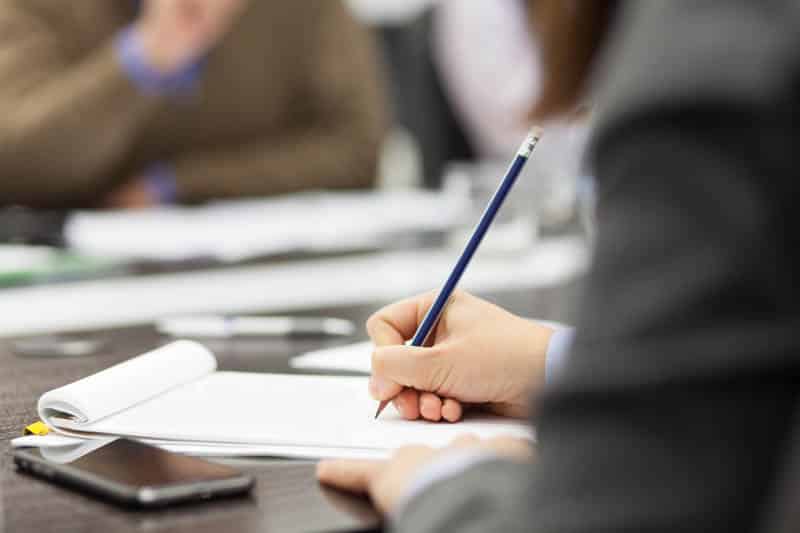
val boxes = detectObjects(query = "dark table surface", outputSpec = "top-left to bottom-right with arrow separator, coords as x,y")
0,281 -> 579,533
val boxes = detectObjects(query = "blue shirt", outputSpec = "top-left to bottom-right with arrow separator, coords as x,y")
113,8 -> 205,203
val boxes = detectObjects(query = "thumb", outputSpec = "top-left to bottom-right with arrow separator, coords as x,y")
370,345 -> 445,400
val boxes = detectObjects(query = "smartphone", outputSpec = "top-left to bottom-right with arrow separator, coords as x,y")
14,439 -> 255,508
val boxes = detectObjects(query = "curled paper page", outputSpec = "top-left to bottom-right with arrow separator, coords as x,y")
38,340 -> 216,434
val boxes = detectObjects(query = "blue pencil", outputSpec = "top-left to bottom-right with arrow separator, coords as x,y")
375,126 -> 544,419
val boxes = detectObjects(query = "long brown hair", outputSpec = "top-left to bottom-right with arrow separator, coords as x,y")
528,1 -> 619,120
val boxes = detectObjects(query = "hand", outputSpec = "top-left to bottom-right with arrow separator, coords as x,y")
367,290 -> 553,422
103,176 -> 156,209
317,435 -> 533,515
136,0 -> 247,73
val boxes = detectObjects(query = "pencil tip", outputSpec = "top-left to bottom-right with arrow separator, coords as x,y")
530,125 -> 544,139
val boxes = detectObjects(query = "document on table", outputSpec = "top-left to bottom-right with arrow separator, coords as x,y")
0,245 -> 120,287
63,190 -> 469,263
35,341 -> 533,459
291,341 -> 374,374
0,236 -> 587,338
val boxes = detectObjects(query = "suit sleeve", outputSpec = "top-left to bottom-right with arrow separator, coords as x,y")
171,1 -> 389,202
393,1 -> 800,532
0,6 -> 160,207
395,101 -> 800,533
394,459 -> 534,533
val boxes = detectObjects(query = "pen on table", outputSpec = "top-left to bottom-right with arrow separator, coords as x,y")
156,315 -> 356,338
374,126 -> 544,419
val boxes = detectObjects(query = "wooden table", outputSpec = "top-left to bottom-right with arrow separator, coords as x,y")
0,282 -> 578,533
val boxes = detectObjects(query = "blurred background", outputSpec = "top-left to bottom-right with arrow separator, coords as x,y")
0,0 -> 590,344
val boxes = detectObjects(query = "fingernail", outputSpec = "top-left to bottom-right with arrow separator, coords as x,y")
369,376 -> 393,399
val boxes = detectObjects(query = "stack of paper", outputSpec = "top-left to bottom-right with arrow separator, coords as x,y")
0,236 -> 588,338
64,190 -> 469,263
0,245 -> 119,287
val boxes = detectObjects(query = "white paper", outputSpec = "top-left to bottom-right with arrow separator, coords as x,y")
11,435 -> 404,460
11,435 -> 86,449
64,191 -> 469,263
0,236 -> 587,338
291,341 -> 374,374
155,443 -> 397,460
38,341 -> 215,427
0,245 -> 57,272
49,372 -> 531,458
39,438 -> 117,464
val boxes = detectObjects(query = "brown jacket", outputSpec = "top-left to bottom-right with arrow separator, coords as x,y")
0,0 -> 388,207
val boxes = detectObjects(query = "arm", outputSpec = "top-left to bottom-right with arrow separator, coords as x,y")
394,117 -> 799,533
0,0 -> 245,207
329,2 -> 800,531
0,5 -> 160,207
399,14 -> 800,533
397,458 -> 532,533
170,1 -> 389,202
387,325 -> 573,510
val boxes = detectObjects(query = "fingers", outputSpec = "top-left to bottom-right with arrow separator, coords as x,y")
393,388 -> 421,420
371,344 -> 442,395
441,398 -> 464,422
366,312 -> 405,347
366,292 -> 449,409
366,292 -> 437,346
417,395 -> 462,422
383,388 -> 462,423
316,459 -> 383,494
368,373 -> 403,402
419,392 -> 442,421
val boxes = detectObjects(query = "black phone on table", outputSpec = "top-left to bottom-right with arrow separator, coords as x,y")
13,438 -> 255,508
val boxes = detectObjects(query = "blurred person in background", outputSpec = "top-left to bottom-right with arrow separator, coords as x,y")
433,0 -> 540,160
0,0 -> 387,209
433,0 -> 589,228
319,1 -> 800,532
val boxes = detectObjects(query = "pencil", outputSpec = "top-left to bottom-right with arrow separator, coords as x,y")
374,126 -> 544,419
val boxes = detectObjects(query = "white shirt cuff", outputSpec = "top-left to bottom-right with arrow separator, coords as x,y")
544,327 -> 575,383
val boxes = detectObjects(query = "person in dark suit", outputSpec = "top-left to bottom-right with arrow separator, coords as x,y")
317,1 -> 800,531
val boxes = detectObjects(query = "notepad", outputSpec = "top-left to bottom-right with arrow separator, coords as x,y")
37,341 -> 532,459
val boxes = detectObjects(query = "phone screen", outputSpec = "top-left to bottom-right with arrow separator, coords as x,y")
23,439 -> 245,487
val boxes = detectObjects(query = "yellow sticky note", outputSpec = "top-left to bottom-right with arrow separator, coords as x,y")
23,421 -> 50,436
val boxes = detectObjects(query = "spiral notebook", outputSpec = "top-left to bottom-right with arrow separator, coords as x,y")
36,341 -> 532,459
